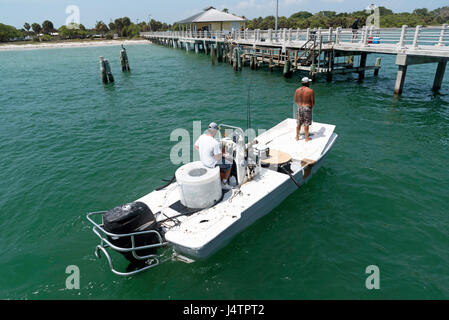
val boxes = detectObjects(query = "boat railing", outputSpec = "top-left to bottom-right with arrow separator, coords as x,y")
86,211 -> 171,276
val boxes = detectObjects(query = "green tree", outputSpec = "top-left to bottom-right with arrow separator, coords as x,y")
413,8 -> 428,16
114,18 -> 124,36
378,6 -> 394,16
31,23 -> 42,34
290,11 -> 313,19
108,22 -> 116,32
0,23 -> 21,42
122,17 -> 131,27
42,20 -> 54,34
95,21 -> 109,34
24,23 -> 31,33
124,24 -> 141,38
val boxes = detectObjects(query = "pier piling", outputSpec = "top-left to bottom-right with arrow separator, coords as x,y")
217,43 -> 223,62
358,52 -> 368,81
374,57 -> 381,76
100,56 -> 114,84
394,65 -> 407,95
433,60 -> 447,92
120,45 -> 130,72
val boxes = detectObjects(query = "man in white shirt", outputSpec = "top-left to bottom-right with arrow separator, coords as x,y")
194,122 -> 232,187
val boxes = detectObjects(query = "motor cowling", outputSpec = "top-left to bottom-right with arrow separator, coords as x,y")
103,202 -> 160,263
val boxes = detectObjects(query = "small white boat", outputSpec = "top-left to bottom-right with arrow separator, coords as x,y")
87,118 -> 338,276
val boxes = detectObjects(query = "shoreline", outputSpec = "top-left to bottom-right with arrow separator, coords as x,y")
0,39 -> 149,52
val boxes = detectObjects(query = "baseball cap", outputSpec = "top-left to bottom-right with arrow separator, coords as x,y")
208,122 -> 219,130
302,77 -> 312,83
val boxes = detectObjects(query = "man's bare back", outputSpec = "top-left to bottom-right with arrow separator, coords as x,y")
294,86 -> 315,107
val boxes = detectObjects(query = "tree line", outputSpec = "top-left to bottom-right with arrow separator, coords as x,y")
0,17 -> 171,42
1,6 -> 449,43
245,6 -> 449,30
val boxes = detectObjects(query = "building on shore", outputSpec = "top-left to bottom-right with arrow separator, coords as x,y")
175,6 -> 246,33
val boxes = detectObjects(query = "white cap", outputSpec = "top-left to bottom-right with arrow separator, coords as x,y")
302,77 -> 312,84
208,122 -> 219,130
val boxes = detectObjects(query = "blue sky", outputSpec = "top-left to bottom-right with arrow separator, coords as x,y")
1,0 -> 448,28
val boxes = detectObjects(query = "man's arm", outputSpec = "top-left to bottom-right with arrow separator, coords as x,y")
194,138 -> 200,151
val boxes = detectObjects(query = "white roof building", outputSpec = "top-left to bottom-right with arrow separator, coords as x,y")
176,6 -> 246,32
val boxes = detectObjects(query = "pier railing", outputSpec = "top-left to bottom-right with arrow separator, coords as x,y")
142,24 -> 449,49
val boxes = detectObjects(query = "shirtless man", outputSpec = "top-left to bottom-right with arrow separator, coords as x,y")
294,77 -> 315,142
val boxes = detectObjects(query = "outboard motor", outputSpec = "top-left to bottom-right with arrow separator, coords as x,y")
103,202 -> 159,263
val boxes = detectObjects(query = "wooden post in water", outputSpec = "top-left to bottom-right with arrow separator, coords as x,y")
433,60 -> 447,92
394,65 -> 407,95
283,52 -> 292,78
233,47 -> 238,71
237,48 -> 242,71
217,43 -> 223,62
326,51 -> 333,82
100,56 -> 108,83
100,56 -> 114,84
223,47 -> 227,63
310,63 -> 316,80
211,44 -> 215,65
120,45 -> 130,72
374,57 -> 381,76
358,52 -> 368,81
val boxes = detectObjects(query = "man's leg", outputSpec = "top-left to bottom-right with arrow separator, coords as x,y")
296,124 -> 302,141
305,125 -> 311,142
223,169 -> 231,182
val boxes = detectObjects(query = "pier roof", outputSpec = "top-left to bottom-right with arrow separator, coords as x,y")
176,7 -> 246,24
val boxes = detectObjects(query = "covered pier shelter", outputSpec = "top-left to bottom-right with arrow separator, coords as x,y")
175,6 -> 246,33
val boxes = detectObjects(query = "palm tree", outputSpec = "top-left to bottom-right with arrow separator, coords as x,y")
95,21 -> 109,34
42,20 -> 54,34
31,23 -> 42,35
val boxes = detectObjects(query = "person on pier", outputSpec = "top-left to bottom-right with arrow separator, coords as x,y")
194,122 -> 232,189
351,18 -> 359,42
294,77 -> 315,142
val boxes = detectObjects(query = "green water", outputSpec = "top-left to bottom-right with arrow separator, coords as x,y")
0,44 -> 448,299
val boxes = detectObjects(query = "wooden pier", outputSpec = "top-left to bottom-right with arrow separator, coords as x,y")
142,25 -> 449,95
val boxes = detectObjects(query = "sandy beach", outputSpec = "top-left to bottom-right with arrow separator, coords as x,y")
0,39 -> 149,51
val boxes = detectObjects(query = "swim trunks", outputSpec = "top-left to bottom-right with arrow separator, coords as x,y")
297,106 -> 312,126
